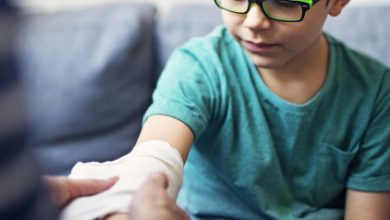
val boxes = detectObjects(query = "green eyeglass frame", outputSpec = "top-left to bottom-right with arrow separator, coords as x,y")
214,0 -> 321,22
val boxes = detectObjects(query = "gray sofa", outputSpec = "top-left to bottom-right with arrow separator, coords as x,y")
16,2 -> 390,175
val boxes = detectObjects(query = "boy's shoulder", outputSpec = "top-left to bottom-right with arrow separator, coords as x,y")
326,33 -> 390,75
326,33 -> 390,99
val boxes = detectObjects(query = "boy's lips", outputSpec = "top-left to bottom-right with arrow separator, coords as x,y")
242,40 -> 279,53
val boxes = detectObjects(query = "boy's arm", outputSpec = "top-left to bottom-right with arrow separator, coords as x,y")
102,115 -> 194,220
345,189 -> 390,220
136,115 -> 194,162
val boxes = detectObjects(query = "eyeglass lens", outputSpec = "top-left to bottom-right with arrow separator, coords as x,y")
216,0 -> 304,21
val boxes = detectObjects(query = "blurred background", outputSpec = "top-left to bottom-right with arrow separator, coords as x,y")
14,0 -> 390,15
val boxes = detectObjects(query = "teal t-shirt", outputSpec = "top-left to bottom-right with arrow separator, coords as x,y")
143,26 -> 390,220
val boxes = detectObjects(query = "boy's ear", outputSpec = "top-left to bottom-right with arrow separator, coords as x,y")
328,0 -> 350,16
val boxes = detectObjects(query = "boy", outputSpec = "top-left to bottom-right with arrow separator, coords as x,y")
64,0 -> 390,219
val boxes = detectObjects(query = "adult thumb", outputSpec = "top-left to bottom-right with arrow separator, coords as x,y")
146,172 -> 169,189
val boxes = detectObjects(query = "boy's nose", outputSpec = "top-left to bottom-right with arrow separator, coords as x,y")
243,3 -> 271,30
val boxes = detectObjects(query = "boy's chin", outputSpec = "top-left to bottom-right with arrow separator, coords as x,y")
246,53 -> 288,70
251,59 -> 286,70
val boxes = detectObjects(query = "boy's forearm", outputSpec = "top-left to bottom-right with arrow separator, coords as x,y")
345,189 -> 390,220
136,115 -> 194,162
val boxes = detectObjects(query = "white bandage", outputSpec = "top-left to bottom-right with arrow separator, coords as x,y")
59,140 -> 184,220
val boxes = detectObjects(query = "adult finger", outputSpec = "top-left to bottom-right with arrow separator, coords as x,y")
44,176 -> 118,207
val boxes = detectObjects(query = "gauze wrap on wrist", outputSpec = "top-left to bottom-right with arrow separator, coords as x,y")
59,140 -> 184,220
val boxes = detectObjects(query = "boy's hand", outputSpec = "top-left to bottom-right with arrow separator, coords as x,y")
43,176 -> 118,207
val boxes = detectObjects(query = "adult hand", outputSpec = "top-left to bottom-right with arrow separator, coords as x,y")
104,172 -> 189,220
129,172 -> 190,220
43,176 -> 118,207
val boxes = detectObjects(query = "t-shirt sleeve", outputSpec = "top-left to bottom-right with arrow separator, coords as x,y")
143,47 -> 216,138
347,69 -> 390,192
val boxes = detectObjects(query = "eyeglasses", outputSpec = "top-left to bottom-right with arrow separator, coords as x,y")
214,0 -> 320,22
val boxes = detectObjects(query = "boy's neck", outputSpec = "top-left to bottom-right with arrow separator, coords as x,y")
258,34 -> 329,105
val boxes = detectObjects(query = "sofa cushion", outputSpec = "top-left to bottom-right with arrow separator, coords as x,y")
157,3 -> 222,68
16,2 -> 157,175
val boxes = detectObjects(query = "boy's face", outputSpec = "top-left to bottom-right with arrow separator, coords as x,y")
222,0 -> 349,69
